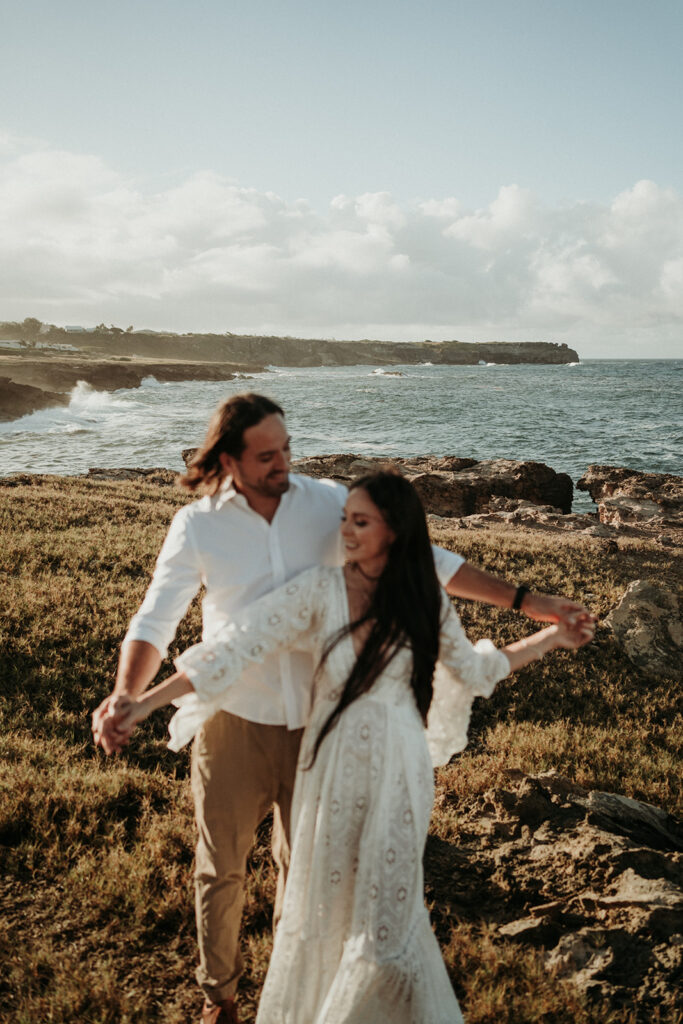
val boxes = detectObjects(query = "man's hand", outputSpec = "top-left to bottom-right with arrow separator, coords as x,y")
92,641 -> 163,755
92,694 -> 136,755
521,592 -> 595,627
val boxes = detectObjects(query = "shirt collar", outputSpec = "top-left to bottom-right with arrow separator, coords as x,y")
214,472 -> 302,512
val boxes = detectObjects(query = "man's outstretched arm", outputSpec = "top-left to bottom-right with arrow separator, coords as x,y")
444,561 -> 591,624
92,640 -> 163,754
92,507 -> 203,754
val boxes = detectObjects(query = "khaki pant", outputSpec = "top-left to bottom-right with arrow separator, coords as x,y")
191,711 -> 304,1003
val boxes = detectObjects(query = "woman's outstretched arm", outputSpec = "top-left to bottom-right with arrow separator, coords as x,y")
106,670 -> 194,735
501,616 -> 594,671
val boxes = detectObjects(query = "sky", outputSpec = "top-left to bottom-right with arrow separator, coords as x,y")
1,0 -> 682,358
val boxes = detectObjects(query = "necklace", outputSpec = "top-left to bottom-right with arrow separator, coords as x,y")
352,562 -> 382,583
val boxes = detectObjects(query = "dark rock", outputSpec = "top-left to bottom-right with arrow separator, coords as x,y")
544,928 -> 654,994
577,464 -> 683,505
86,467 -> 179,485
289,454 -> 574,515
428,770 -> 682,1019
0,377 -> 68,421
0,358 -> 264,417
586,790 -> 683,852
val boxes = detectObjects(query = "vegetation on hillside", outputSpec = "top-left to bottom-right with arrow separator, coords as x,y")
0,477 -> 679,1023
0,318 -> 578,365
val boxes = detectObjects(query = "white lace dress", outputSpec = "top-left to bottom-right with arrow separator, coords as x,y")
172,566 -> 511,1024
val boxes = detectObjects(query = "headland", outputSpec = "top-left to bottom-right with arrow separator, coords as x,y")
0,318 -> 579,421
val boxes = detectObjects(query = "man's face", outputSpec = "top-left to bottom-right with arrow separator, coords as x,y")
221,413 -> 291,501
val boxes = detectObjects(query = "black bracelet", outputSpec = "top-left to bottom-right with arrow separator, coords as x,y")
512,584 -> 530,611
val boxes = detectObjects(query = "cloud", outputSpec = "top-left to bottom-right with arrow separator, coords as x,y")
0,136 -> 681,356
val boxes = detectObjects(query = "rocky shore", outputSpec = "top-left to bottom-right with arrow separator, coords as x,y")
84,457 -> 681,685
0,324 -> 579,421
90,453 -> 683,541
0,355 -> 264,422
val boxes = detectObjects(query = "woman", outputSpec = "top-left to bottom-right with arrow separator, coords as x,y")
113,472 -> 593,1023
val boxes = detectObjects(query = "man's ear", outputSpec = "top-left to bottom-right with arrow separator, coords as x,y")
218,452 -> 237,476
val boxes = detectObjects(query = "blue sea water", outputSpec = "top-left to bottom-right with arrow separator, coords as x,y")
1,359 -> 680,511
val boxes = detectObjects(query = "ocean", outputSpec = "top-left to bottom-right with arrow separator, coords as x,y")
1,359 -> 680,512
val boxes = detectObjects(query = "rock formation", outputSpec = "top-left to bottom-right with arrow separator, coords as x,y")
184,451 -> 579,516
428,769 -> 682,1020
577,465 -> 683,530
288,454 -> 575,515
86,467 -> 179,485
0,357 -> 262,422
0,377 -> 68,421
605,580 -> 682,681
0,357 -> 260,394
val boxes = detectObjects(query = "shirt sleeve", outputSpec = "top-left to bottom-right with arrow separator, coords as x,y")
174,566 -> 327,700
431,544 -> 465,586
166,566 -> 329,750
426,591 -> 511,767
124,507 -> 203,659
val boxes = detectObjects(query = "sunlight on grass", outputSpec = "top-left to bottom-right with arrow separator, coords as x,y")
1,477 -> 680,1022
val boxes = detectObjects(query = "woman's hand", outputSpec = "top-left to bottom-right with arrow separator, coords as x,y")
108,694 -> 146,736
552,613 -> 596,650
503,612 -> 595,670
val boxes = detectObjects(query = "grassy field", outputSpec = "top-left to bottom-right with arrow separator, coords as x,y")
0,476 -> 680,1023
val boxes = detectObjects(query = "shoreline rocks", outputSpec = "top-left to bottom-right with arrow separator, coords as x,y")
293,453 -> 575,515
0,357 -> 264,422
0,376 -> 68,422
429,769 -> 682,1019
9,456 -> 683,551
578,465 -> 683,531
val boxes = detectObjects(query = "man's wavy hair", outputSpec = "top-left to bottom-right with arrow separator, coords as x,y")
307,470 -> 442,766
179,393 -> 284,495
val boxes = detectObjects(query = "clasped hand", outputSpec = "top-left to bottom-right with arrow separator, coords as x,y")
551,611 -> 596,649
91,694 -> 141,755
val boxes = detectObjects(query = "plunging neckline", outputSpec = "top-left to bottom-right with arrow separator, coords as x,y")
337,566 -> 372,660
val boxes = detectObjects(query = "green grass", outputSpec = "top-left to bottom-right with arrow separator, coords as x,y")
1,477 -> 680,1023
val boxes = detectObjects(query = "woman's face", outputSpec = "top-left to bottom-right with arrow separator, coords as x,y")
340,487 -> 396,570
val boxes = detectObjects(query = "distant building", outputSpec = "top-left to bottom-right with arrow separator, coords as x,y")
36,342 -> 79,351
65,325 -> 86,332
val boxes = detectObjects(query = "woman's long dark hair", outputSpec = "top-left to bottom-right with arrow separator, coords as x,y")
308,471 -> 443,766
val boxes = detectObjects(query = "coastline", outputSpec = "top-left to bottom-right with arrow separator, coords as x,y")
6,456 -> 682,552
0,327 -> 580,422
0,355 -> 266,421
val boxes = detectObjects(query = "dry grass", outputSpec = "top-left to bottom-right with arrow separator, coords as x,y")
1,477 -> 680,1023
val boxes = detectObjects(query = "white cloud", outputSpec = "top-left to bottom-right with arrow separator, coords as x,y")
0,136 -> 681,356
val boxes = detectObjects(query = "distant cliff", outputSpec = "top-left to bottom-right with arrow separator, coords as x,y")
0,321 -> 579,366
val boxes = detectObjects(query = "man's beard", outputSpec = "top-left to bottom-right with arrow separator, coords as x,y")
259,472 -> 290,498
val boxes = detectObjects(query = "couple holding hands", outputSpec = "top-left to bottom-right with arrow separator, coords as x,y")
93,393 -> 594,1024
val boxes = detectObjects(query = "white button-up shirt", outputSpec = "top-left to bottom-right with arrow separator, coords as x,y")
124,473 -> 465,729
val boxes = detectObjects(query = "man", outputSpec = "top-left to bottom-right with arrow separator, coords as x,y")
93,392 -> 588,1024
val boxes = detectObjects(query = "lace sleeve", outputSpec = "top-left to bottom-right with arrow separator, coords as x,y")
426,591 -> 511,767
174,565 -> 330,701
